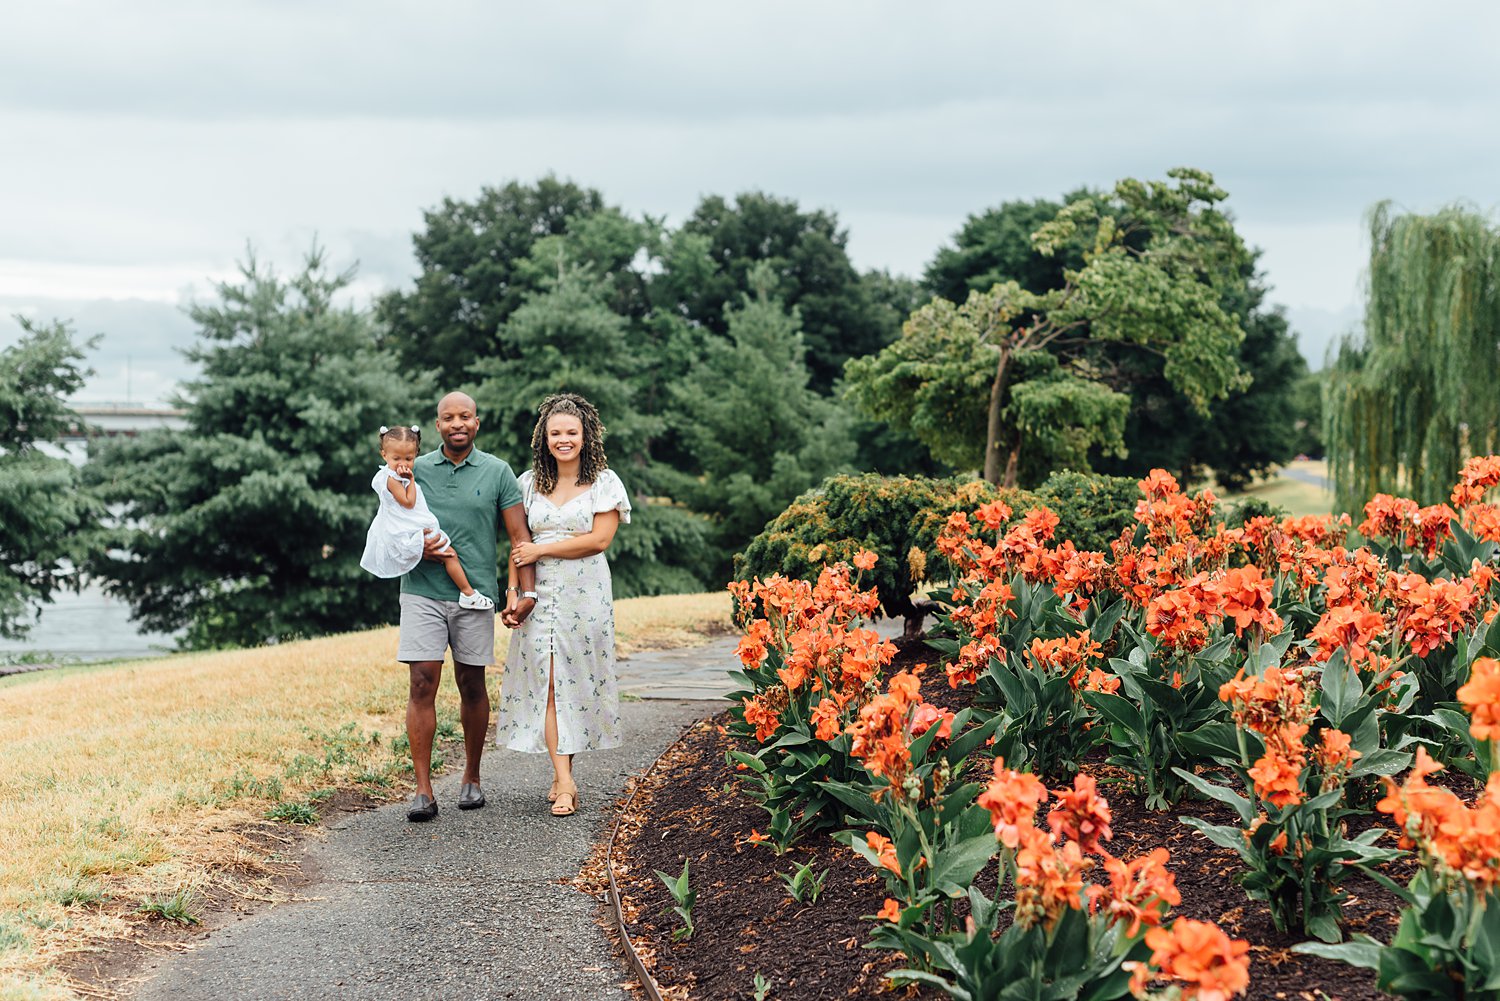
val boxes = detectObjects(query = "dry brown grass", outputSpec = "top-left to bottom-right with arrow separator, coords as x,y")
0,592 -> 731,999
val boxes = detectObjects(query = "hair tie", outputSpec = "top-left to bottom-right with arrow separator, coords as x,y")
379,425 -> 389,435
410,425 -> 420,433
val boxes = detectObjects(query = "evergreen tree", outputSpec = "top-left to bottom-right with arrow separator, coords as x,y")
670,265 -> 857,577
470,258 -> 712,597
0,320 -> 101,639
1327,202 -> 1500,511
86,252 -> 429,648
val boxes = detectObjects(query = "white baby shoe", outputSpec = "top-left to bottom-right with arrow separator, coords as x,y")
458,591 -> 495,611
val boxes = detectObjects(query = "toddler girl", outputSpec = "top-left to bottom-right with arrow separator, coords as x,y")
359,425 -> 494,610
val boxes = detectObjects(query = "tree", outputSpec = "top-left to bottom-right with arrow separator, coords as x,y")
470,257 -> 713,597
87,251 -> 430,648
378,176 -> 618,385
1091,272 -> 1309,490
1326,202 -> 1500,512
0,319 -> 100,639
669,265 -> 858,577
656,192 -> 899,392
850,169 -> 1255,487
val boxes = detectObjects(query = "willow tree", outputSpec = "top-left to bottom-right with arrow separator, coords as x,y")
847,168 -> 1250,487
1326,203 -> 1500,513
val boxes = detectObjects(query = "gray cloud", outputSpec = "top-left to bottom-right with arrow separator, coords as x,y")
2,0 -> 1498,400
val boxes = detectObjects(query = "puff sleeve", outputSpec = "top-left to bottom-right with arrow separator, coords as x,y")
592,469 -> 632,524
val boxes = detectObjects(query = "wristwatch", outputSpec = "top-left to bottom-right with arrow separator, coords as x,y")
521,591 -> 538,601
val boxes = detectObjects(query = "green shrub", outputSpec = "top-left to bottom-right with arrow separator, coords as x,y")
735,471 -> 1143,629
734,474 -> 1037,628
1030,470 -> 1141,552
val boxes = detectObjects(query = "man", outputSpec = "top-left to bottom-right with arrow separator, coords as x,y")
399,391 -> 536,822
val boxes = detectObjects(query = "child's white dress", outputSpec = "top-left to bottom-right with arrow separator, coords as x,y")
359,467 -> 449,578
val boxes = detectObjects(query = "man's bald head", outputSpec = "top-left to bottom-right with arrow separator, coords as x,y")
437,391 -> 476,417
435,392 -> 480,459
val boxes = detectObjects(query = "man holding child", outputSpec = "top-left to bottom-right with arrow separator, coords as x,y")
396,391 -> 535,822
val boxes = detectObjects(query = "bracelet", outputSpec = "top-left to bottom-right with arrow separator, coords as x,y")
506,587 -> 519,593
521,591 -> 538,601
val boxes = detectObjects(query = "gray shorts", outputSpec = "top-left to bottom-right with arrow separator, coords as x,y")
396,593 -> 496,666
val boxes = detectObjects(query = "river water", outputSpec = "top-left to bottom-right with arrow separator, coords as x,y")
0,584 -> 178,663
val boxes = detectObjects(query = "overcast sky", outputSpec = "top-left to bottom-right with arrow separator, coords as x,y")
2,1 -> 1496,405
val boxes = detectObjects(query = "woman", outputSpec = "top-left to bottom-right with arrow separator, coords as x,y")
497,393 -> 630,817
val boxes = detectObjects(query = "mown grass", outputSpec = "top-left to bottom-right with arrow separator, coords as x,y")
1222,459 -> 1335,520
0,591 -> 730,998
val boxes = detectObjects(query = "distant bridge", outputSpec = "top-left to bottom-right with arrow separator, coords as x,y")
58,404 -> 187,440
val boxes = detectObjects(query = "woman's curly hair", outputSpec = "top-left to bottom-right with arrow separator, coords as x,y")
530,393 -> 608,494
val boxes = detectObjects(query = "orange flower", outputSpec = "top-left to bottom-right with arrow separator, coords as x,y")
1308,603 -> 1387,666
1248,725 -> 1308,808
811,697 -> 841,741
909,701 -> 955,741
736,619 -> 772,668
1140,919 -> 1251,1001
876,898 -> 902,922
866,831 -> 902,877
1315,728 -> 1360,771
974,499 -> 1013,530
1359,493 -> 1419,540
1030,633 -> 1104,674
853,549 -> 878,571
1451,455 -> 1500,509
1014,824 -> 1089,929
742,691 -> 785,742
1146,588 -> 1209,651
977,758 -> 1049,848
1206,565 -> 1283,637
1458,656 -> 1500,742
1101,847 -> 1181,936
1463,503 -> 1500,543
1047,773 -> 1114,855
1139,468 -> 1181,500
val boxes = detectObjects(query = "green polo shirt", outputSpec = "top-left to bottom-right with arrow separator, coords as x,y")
400,447 -> 523,602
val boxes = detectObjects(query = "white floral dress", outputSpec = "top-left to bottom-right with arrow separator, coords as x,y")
497,468 -> 631,754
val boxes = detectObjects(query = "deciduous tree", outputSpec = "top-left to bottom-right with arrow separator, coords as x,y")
850,169 -> 1257,487
1326,202 -> 1500,511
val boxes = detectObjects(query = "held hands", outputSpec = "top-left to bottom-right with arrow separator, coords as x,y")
501,593 -> 535,628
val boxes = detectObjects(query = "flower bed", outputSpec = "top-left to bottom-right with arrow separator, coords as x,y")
615,458 -> 1500,1000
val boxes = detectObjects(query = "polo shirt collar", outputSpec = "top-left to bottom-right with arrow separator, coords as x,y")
432,447 -> 479,468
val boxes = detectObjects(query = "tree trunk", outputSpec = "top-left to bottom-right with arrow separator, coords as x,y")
983,344 -> 1013,484
1002,447 -> 1021,489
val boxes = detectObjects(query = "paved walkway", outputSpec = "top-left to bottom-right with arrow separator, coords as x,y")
131,622 -> 903,1000
133,698 -> 710,1001
1279,465 -> 1331,489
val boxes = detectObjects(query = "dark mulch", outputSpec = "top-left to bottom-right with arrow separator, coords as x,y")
614,638 -> 1410,1001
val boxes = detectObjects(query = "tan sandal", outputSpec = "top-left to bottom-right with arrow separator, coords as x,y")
551,787 -> 578,817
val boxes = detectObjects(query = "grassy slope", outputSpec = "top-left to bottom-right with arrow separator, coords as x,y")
0,591 -> 729,999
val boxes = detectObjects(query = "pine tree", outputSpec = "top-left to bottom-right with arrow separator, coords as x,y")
670,264 -> 857,578
86,251 -> 429,648
0,319 -> 101,638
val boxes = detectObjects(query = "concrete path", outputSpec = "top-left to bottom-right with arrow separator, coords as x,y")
617,617 -> 903,702
1279,465 -> 1331,489
130,621 -> 903,1000
133,698 -> 710,1001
